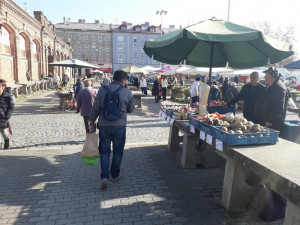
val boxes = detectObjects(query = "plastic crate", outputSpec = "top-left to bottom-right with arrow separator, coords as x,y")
208,106 -> 235,114
189,116 -> 215,135
281,120 -> 300,144
214,126 -> 279,145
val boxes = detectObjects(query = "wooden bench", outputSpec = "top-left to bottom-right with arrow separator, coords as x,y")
168,120 -> 217,168
16,82 -> 34,95
214,139 -> 300,225
132,91 -> 145,108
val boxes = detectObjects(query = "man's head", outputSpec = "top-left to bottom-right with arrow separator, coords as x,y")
195,77 -> 201,82
84,79 -> 92,87
249,71 -> 260,86
263,67 -> 280,86
0,79 -> 6,95
212,81 -> 217,85
113,70 -> 128,86
224,76 -> 229,81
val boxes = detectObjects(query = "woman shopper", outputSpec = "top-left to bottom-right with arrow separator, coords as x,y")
161,75 -> 168,101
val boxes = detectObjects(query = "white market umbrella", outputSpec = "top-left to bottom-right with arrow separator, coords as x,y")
185,67 -> 234,75
139,65 -> 160,72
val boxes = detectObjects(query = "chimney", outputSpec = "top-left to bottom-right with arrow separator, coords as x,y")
83,19 -> 85,23
95,20 -> 99,24
180,25 -> 182,29
79,19 -> 82,23
63,17 -> 66,24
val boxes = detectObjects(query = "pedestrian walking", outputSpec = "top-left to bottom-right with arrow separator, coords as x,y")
224,82 -> 239,104
189,77 -> 201,103
76,80 -> 97,134
0,79 -> 15,149
225,72 -> 265,122
101,74 -> 110,86
221,77 -> 229,100
133,75 -> 139,89
139,76 -> 147,95
161,75 -> 168,101
74,78 -> 84,113
26,69 -> 31,82
152,76 -> 160,103
88,70 -> 135,190
62,74 -> 69,86
53,73 -> 61,90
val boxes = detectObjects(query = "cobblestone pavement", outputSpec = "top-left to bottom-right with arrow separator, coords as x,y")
0,89 -> 295,224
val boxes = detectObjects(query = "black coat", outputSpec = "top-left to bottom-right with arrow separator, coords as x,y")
152,80 -> 160,95
255,79 -> 289,132
228,83 -> 265,122
0,89 -> 15,128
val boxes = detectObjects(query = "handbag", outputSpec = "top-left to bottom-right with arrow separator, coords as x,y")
82,133 -> 100,165
159,91 -> 163,96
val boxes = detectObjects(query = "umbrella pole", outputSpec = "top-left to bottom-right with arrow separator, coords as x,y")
207,42 -> 215,112
73,66 -> 75,84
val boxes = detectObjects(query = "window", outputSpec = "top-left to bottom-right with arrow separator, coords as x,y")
118,36 -> 124,42
19,35 -> 26,58
118,55 -> 123,63
84,35 -> 88,40
140,46 -> 144,53
99,58 -> 103,63
133,37 -> 137,43
92,58 -> 96,62
133,57 -> 137,64
133,48 -> 137,53
140,57 -> 144,64
77,35 -> 81,40
105,36 -> 109,41
1,27 -> 11,55
117,43 -> 124,52
85,46 -> 89,52
133,43 -> 137,48
121,27 -> 126,31
92,46 -> 97,52
31,41 -> 37,61
99,47 -> 103,52
98,35 -> 102,41
140,38 -> 144,44
136,27 -> 141,32
150,28 -> 155,32
85,57 -> 89,62
77,56 -> 81,60
92,36 -> 96,41
105,58 -> 109,63
68,34 -> 72,41
105,47 -> 109,52
77,45 -> 81,51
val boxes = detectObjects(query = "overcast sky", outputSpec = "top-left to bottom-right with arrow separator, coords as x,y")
13,0 -> 300,55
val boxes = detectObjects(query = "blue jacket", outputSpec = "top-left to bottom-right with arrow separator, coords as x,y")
74,81 -> 84,95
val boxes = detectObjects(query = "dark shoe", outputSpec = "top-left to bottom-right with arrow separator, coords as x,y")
110,175 -> 122,183
4,139 -> 9,149
100,179 -> 108,190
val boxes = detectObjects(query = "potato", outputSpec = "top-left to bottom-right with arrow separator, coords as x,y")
246,125 -> 253,131
220,127 -> 228,132
236,122 -> 244,129
243,130 -> 250,133
253,127 -> 262,133
228,130 -> 235,134
241,125 -> 247,131
235,130 -> 243,134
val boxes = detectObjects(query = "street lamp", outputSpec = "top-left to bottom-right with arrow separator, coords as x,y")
156,10 -> 168,67
227,0 -> 230,21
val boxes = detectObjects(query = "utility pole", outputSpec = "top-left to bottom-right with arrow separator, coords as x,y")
156,10 -> 168,68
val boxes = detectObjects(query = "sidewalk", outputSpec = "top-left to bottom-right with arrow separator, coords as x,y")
0,91 -> 284,225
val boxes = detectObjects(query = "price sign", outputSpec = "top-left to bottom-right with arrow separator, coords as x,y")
206,134 -> 213,145
200,130 -> 206,140
170,118 -> 175,124
161,113 -> 166,120
216,139 -> 223,151
190,125 -> 195,133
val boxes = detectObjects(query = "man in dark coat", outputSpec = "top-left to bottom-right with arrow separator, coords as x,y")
221,77 -> 229,100
74,78 -> 84,113
256,67 -> 289,132
226,72 -> 265,122
0,79 -> 15,149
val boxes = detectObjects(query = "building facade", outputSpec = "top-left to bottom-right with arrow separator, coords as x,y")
55,19 -> 114,75
0,0 -> 72,83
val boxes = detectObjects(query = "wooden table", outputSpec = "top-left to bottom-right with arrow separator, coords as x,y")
132,91 -> 145,108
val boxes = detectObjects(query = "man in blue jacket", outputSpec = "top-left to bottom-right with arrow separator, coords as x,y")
88,70 -> 135,190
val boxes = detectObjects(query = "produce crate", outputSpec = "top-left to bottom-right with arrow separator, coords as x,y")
208,105 -> 235,114
189,116 -> 215,135
281,120 -> 300,144
213,126 -> 279,145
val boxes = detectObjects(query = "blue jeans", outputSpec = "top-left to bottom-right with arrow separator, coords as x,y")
99,126 -> 126,180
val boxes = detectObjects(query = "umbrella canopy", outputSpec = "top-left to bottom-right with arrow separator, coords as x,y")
139,65 -> 159,72
284,60 -> 300,69
144,18 -> 293,84
154,66 -> 173,73
184,67 -> 234,75
121,65 -> 144,74
164,66 -> 191,75
49,59 -> 99,69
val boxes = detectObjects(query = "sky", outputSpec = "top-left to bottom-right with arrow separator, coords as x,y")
13,0 -> 300,55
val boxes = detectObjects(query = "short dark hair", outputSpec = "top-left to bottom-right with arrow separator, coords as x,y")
196,77 -> 201,81
212,81 -> 217,85
113,70 -> 128,82
0,79 -> 6,86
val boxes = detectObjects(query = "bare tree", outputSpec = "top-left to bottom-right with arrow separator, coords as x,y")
248,21 -> 297,67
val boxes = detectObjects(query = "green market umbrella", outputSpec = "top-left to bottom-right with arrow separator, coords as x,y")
143,18 -> 294,84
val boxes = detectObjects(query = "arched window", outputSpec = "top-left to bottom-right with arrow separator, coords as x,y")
19,35 -> 26,58
32,41 -> 37,61
1,26 -> 11,55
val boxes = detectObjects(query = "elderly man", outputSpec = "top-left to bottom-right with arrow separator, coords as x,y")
256,67 -> 290,132
225,72 -> 265,122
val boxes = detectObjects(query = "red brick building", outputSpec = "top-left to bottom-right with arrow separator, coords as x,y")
0,0 -> 72,83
